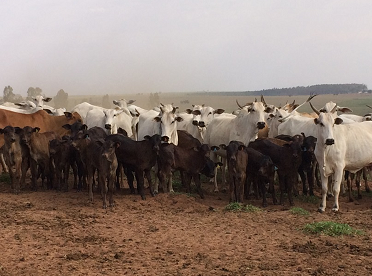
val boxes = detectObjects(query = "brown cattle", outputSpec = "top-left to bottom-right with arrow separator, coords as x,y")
18,126 -> 59,190
0,126 -> 23,193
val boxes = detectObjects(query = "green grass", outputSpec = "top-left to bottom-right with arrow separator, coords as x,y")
296,195 -> 320,205
303,221 -> 363,236
224,202 -> 261,213
290,207 -> 310,216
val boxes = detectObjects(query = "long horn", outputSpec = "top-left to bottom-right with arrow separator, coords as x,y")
330,104 -> 338,114
309,102 -> 320,115
260,95 -> 267,106
279,94 -> 319,122
236,99 -> 244,109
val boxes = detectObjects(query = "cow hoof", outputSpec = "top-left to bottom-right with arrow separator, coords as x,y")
358,194 -> 362,199
366,188 -> 371,193
141,195 -> 146,200
317,208 -> 324,213
213,189 -> 219,193
332,208 -> 339,212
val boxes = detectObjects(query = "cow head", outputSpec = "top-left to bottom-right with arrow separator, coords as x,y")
98,140 -> 120,163
311,102 -> 343,146
0,126 -> 18,144
186,104 -> 203,126
31,95 -> 52,108
154,104 -> 183,143
198,106 -> 224,128
18,126 -> 40,145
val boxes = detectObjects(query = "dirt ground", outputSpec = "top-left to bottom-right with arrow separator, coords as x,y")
0,176 -> 371,276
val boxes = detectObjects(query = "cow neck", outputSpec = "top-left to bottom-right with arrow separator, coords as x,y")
232,114 -> 259,146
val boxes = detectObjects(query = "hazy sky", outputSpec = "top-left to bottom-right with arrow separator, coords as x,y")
1,0 -> 372,96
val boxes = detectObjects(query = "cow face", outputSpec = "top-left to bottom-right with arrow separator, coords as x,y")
186,104 -> 203,126
19,126 -> 39,145
100,140 -> 120,163
0,126 -> 18,144
198,106 -> 224,128
103,109 -> 124,133
313,110 -> 343,146
31,95 -> 52,108
154,104 -> 183,143
241,101 -> 267,130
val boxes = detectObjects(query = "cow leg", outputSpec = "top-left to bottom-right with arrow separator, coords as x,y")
363,167 -> 370,193
298,170 -> 308,195
210,152 -> 220,192
221,158 -> 227,192
108,173 -> 115,207
259,179 -> 268,207
0,152 -> 8,173
315,162 -> 321,188
30,159 -> 38,191
193,174 -> 204,199
20,156 -> 29,189
331,169 -> 344,212
344,171 -> 354,202
183,172 -> 192,194
100,174 -> 107,209
70,162 -> 78,190
307,169 -> 314,196
238,176 -> 245,203
135,170 -> 146,200
229,177 -> 235,203
318,173 -> 329,213
355,170 -> 362,199
86,167 -> 94,203
144,169 -> 155,196
14,159 -> 22,194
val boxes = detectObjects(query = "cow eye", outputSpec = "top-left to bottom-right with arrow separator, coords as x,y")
320,122 -> 325,127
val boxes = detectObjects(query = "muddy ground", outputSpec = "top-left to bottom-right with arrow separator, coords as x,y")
0,175 -> 371,276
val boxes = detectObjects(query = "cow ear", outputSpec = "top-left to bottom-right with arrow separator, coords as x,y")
153,117 -> 161,122
214,109 -> 225,114
33,127 -> 40,133
338,107 -> 353,113
64,112 -> 73,119
62,124 -> 71,130
43,97 -> 52,102
144,135 -> 151,140
176,116 -> 183,122
211,146 -> 220,151
265,106 -> 274,113
238,145 -> 246,151
115,142 -> 121,148
0,129 -> 3,134
334,117 -> 343,125
82,124 -> 88,130
185,109 -> 192,114
44,109 -> 53,114
191,110 -> 201,116
314,118 -> 319,125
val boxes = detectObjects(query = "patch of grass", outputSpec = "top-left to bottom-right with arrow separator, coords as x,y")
297,195 -> 320,204
303,221 -> 363,237
290,207 -> 310,216
0,173 -> 11,184
224,203 -> 261,213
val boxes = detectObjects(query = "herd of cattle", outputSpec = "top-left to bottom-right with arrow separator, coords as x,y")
1,94 -> 372,212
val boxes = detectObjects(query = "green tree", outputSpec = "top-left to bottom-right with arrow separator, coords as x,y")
26,87 -> 43,100
54,89 -> 68,108
102,94 -> 110,108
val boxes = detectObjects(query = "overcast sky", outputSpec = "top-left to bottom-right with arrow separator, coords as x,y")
1,0 -> 371,96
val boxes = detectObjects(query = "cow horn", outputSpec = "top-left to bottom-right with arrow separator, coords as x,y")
254,98 -> 257,102
236,100 -> 244,109
261,95 -> 267,106
309,102 -> 320,115
160,103 -> 165,107
330,104 -> 338,114
367,104 -> 372,110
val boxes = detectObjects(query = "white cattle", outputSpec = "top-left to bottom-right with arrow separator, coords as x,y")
85,107 -> 133,137
309,102 -> 372,212
204,98 -> 273,191
177,105 -> 225,142
137,104 -> 183,144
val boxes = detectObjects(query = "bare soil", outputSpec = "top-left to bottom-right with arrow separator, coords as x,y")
0,177 -> 371,276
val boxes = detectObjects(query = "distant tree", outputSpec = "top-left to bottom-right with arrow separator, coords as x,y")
54,89 -> 68,108
3,85 -> 15,102
26,87 -> 43,100
102,94 -> 110,108
148,92 -> 160,108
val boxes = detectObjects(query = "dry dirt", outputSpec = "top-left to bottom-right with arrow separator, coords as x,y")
0,176 -> 371,276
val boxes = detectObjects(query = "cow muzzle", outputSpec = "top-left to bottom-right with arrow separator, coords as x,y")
105,124 -> 112,130
325,139 -> 334,145
198,121 -> 206,128
161,136 -> 170,143
192,120 -> 198,126
257,122 -> 266,129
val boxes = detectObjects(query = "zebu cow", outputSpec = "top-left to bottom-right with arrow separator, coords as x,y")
85,108 -> 133,137
137,104 -> 183,144
178,105 -> 225,142
309,102 -> 372,212
204,97 -> 273,192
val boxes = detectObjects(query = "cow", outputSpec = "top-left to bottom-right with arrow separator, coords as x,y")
137,104 -> 183,144
204,96 -> 273,192
245,147 -> 276,207
249,135 -> 303,206
85,107 -> 133,137
219,141 -> 248,203
309,101 -> 372,212
0,126 -> 23,193
18,126 -> 58,190
157,143 -> 216,198
105,134 -> 162,199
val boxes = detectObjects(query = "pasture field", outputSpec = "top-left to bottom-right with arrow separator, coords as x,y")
0,175 -> 371,275
68,92 -> 372,115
